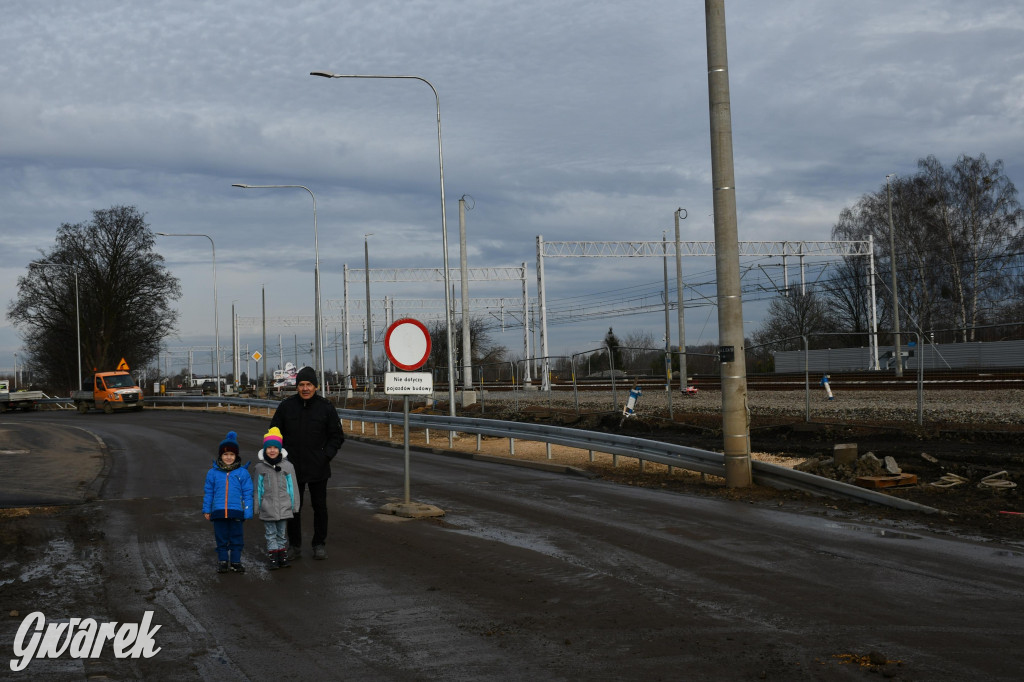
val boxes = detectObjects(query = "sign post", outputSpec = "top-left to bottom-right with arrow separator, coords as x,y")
383,319 -> 443,517
251,351 -> 262,394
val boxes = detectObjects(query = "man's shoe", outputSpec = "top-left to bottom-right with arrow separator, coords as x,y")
286,545 -> 301,561
229,562 -> 246,573
313,545 -> 327,560
217,561 -> 230,574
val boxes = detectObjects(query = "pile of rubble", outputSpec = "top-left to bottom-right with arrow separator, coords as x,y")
794,443 -> 915,488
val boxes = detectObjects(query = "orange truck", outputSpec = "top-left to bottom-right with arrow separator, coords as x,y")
72,371 -> 144,414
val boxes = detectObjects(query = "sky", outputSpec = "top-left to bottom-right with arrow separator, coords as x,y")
2,0 -> 1023,377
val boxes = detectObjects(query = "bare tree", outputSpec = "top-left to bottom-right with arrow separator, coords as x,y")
825,154 -> 1022,343
425,316 -> 506,377
751,289 -> 835,351
942,154 -> 1021,338
621,329 -> 659,372
8,206 -> 180,388
827,207 -> 875,345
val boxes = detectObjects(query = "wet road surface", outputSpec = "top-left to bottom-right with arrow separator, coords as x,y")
2,410 -> 1023,680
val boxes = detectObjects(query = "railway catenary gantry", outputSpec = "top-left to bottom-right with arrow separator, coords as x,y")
340,265 -> 532,381
535,237 -> 880,390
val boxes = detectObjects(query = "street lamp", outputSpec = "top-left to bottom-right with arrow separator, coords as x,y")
310,70 -> 457,417
30,261 -> 81,391
156,232 -> 221,396
363,233 -> 373,386
232,184 -> 325,392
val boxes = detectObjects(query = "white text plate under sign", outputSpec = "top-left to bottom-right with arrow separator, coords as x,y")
384,372 -> 433,395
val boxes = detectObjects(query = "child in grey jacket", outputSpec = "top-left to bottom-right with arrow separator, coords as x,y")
254,427 -> 299,569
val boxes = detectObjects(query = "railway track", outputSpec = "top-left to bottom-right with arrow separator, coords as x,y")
471,370 -> 1024,392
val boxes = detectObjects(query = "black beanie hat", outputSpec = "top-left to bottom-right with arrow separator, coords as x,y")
296,366 -> 318,387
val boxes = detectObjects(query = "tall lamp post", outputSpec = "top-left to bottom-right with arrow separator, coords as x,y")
156,232 -> 221,396
232,184 -> 326,392
31,261 -> 81,391
310,70 -> 457,417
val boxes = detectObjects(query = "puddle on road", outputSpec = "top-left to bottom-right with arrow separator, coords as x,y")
827,523 -> 921,540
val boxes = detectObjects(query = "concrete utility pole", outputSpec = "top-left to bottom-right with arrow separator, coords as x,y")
662,231 -> 674,418
262,285 -> 267,393
674,208 -> 687,389
364,234 -> 373,385
705,0 -> 752,487
886,174 -> 903,377
459,197 -> 473,391
231,302 -> 237,389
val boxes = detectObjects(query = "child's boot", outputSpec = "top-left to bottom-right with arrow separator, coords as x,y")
217,560 -> 230,574
229,562 -> 245,573
277,549 -> 291,569
267,551 -> 279,570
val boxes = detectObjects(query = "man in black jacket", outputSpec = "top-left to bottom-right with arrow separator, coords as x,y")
270,366 -> 344,560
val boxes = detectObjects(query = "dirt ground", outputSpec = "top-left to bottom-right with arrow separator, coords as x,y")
343,398 -> 1024,546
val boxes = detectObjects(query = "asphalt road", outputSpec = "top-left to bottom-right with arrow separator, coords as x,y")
2,409 -> 1023,681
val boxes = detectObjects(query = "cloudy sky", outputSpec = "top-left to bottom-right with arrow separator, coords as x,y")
2,0 -> 1022,376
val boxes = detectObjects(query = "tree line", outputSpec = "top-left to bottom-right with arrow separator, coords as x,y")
753,153 -> 1024,351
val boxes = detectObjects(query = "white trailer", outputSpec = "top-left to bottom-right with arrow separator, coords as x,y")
0,380 -> 43,412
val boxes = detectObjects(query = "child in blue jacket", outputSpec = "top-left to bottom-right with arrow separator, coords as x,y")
203,431 -> 254,573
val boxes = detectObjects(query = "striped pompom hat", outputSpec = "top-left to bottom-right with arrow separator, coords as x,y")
262,427 -> 284,451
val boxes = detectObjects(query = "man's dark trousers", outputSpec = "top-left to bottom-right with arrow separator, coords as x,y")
288,479 -> 328,548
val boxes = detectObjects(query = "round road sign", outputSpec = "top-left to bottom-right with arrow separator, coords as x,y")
384,318 -> 432,371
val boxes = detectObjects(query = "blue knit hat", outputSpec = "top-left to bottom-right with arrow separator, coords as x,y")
219,431 -> 240,456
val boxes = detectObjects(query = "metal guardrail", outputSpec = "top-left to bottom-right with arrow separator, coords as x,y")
106,395 -> 940,513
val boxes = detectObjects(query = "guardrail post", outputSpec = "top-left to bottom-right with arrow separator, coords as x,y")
546,443 -> 552,460
425,428 -> 430,445
476,433 -> 482,451
509,438 -> 515,455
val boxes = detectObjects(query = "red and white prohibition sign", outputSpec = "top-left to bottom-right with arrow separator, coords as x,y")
384,318 -> 432,371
